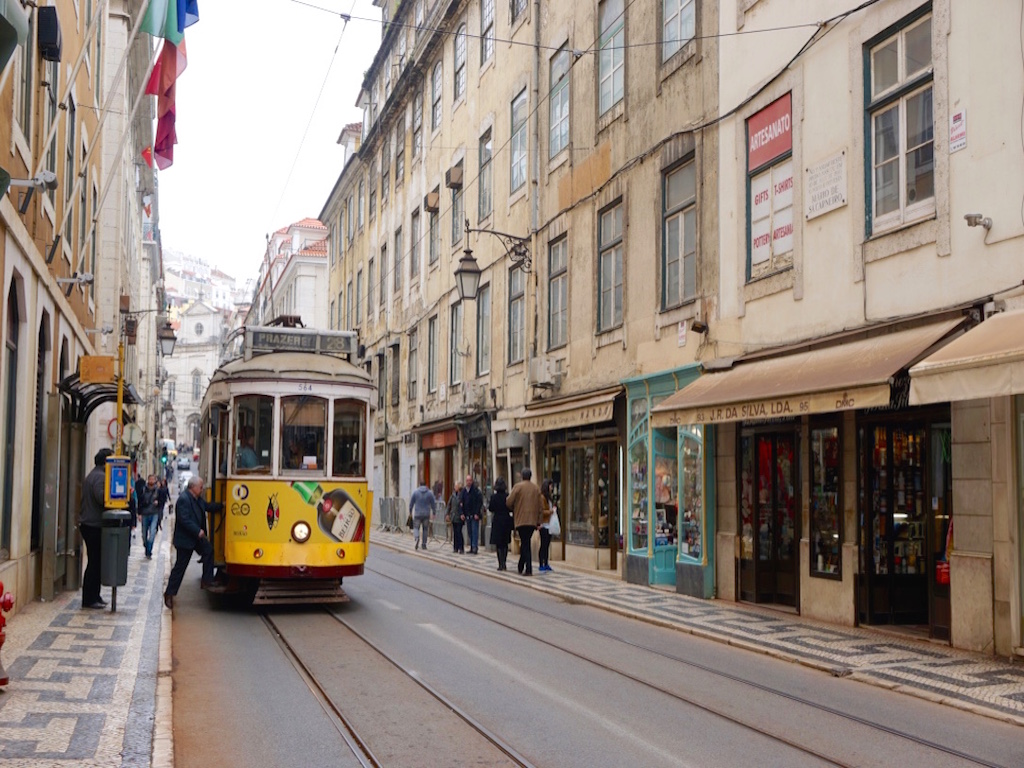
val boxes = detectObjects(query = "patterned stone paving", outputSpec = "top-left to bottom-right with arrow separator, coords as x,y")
0,533 -> 166,767
375,528 -> 1024,725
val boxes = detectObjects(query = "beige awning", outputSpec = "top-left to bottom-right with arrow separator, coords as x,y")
910,309 -> 1024,404
517,387 -> 621,433
651,318 -> 964,427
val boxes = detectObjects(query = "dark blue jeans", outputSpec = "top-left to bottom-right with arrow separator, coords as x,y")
141,513 -> 160,556
466,517 -> 480,551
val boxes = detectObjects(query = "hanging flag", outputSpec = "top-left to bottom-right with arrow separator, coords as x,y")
141,146 -> 154,168
142,0 -> 199,43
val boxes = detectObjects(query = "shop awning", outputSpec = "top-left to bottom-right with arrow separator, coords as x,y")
58,372 -> 141,424
517,386 -> 621,433
910,309 -> 1024,404
651,318 -> 964,427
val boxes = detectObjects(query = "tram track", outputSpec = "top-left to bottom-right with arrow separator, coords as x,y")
260,609 -> 536,768
367,558 -> 1007,768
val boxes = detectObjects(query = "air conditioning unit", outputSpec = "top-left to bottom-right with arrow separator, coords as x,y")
423,191 -> 439,212
529,357 -> 558,389
445,165 -> 463,190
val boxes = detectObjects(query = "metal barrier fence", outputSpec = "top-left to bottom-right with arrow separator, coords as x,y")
375,497 -> 409,532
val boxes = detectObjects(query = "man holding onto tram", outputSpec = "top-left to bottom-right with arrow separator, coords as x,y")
163,475 -> 224,611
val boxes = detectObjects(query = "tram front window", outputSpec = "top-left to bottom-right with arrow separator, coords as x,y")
234,395 -> 273,474
333,399 -> 366,477
281,396 -> 327,475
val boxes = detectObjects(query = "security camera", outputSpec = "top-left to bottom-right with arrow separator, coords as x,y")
78,272 -> 94,285
964,213 -> 992,230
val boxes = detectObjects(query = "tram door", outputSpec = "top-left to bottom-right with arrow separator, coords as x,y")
739,431 -> 799,607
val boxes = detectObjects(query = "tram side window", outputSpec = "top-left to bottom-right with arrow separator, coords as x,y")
333,399 -> 366,477
234,395 -> 274,474
281,395 -> 327,475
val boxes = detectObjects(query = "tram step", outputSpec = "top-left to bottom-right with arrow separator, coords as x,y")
252,579 -> 351,606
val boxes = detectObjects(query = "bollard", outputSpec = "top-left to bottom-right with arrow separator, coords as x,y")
0,580 -> 13,687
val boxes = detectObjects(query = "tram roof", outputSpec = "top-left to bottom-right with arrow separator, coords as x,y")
212,351 -> 372,385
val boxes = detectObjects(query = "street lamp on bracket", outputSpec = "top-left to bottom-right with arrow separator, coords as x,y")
455,218 -> 531,301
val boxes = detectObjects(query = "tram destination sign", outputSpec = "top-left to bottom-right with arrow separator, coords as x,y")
246,327 -> 358,358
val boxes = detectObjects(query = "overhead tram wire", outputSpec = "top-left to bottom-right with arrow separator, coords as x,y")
270,2 -> 356,228
317,0 -> 885,310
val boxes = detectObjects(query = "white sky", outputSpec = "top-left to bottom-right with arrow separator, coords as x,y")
157,0 -> 382,284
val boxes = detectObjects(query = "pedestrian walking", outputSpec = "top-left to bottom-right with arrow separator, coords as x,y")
538,478 -> 555,572
163,475 -> 224,611
487,477 -> 513,571
448,480 -> 465,553
409,478 -> 436,550
506,467 -> 543,576
461,475 -> 484,554
78,448 -> 113,609
139,474 -> 163,559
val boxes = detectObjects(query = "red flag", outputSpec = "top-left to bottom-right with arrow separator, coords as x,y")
142,146 -> 154,168
146,39 -> 187,170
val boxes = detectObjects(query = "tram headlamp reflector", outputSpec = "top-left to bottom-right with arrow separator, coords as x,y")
253,548 -> 264,559
292,521 -> 312,543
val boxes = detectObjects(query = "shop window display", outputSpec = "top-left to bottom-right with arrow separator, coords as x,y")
629,399 -> 649,551
653,429 -> 678,547
679,426 -> 703,560
810,425 -> 841,577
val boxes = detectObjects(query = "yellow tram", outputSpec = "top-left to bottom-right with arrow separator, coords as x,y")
197,324 -> 375,604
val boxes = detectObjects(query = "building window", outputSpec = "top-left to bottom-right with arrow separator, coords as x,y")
192,371 -> 203,403
410,210 -> 421,278
548,238 -> 568,348
810,423 -> 842,578
747,93 -> 793,280
663,0 -> 695,61
369,163 -> 377,222
346,279 -> 353,328
167,380 -> 175,401
481,0 -> 494,65
550,47 -> 570,158
64,98 -> 77,245
598,0 -> 625,115
379,244 -> 388,308
394,227 -> 403,292
451,167 -> 464,246
454,24 -> 467,101
366,259 -> 374,314
867,12 -> 933,234
429,203 -> 440,264
479,130 -> 493,220
509,267 -> 525,364
428,315 -> 439,393
330,299 -> 336,329
598,202 -> 624,331
408,328 -> 419,400
381,143 -> 390,205
510,89 -> 528,193
511,0 -> 527,24
476,283 -> 491,375
356,269 -> 364,322
395,123 -> 405,188
413,90 -> 423,157
414,0 -> 424,38
431,61 -> 443,131
390,345 -> 400,406
449,302 -> 463,386
377,354 -> 386,410
663,161 -> 696,308
13,13 -> 33,133
44,60 -> 58,204
358,179 -> 365,229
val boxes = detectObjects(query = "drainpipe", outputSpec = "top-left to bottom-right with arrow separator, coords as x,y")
527,0 -> 542,473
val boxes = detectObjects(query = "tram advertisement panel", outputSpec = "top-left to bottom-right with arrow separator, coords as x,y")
226,480 -> 370,543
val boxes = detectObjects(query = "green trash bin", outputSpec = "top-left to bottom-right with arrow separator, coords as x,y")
101,509 -> 132,587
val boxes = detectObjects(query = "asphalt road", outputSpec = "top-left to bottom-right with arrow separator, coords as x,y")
168,547 -> 1024,768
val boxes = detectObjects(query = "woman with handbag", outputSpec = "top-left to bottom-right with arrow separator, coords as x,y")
538,479 -> 555,572
448,480 -> 465,554
488,478 -> 513,571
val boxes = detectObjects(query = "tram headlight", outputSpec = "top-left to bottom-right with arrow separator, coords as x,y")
291,521 -> 312,543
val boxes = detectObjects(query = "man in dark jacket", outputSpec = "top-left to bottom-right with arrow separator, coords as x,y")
138,474 -> 162,559
163,475 -> 223,610
460,475 -> 484,554
79,448 -> 113,609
